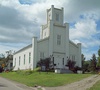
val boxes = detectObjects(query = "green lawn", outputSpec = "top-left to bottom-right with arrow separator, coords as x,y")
0,71 -> 92,87
88,80 -> 100,90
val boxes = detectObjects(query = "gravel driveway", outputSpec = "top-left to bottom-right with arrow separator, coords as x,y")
44,75 -> 100,90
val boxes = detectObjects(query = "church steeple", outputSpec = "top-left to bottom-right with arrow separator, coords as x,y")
40,5 -> 64,39
47,5 -> 64,25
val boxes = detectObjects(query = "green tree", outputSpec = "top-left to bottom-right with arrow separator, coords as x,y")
82,54 -> 85,73
82,60 -> 90,73
90,54 -> 97,72
81,54 -> 92,73
82,54 -> 85,66
98,48 -> 100,56
67,59 -> 76,70
0,54 -> 5,66
97,48 -> 100,68
37,57 -> 53,72
0,50 -> 13,69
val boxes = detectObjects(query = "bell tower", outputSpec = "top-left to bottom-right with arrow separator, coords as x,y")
47,5 -> 64,25
40,5 -> 64,39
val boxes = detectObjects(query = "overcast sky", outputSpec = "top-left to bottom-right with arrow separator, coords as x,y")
0,0 -> 100,60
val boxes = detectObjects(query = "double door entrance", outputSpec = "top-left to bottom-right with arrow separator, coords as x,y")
54,55 -> 65,69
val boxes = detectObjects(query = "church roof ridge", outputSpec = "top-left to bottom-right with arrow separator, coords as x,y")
14,44 -> 32,55
69,40 -> 78,48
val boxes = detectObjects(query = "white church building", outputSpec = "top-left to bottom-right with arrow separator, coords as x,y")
13,5 -> 81,71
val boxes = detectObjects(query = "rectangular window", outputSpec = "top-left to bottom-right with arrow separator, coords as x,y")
56,13 -> 59,21
62,58 -> 64,65
15,58 -> 16,66
53,57 -> 54,65
57,35 -> 61,45
72,55 -> 75,60
72,55 -> 73,60
24,54 -> 25,65
74,56 -> 75,60
19,56 -> 20,66
40,52 -> 44,59
29,52 -> 31,63
10,63 -> 13,67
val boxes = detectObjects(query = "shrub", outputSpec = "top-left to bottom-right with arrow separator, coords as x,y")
67,59 -> 76,70
73,66 -> 82,73
16,69 -> 33,75
34,67 -> 41,72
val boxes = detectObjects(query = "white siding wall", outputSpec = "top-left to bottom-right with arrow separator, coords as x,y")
37,38 -> 49,62
49,24 -> 67,69
53,25 -> 66,53
13,46 -> 32,70
69,42 -> 79,66
42,27 -> 49,39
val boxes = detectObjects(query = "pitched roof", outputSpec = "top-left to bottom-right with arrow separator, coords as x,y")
14,44 -> 32,55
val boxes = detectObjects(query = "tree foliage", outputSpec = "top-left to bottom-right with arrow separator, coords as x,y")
98,49 -> 100,57
97,49 -> 100,68
67,59 -> 76,70
89,54 -> 97,72
82,54 -> 85,72
97,57 -> 100,68
82,60 -> 90,73
37,57 -> 53,71
0,50 -> 13,70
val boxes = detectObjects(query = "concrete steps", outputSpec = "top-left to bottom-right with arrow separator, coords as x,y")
55,68 -> 73,74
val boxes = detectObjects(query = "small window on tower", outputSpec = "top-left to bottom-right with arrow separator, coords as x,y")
57,35 -> 61,45
56,13 -> 59,21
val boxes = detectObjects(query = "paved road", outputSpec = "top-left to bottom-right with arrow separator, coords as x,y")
0,77 -> 35,90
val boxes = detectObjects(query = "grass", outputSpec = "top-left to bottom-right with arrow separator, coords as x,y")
0,71 -> 92,87
87,80 -> 100,90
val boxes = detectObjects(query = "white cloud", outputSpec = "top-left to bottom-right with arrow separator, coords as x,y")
0,0 -> 20,7
70,17 -> 97,40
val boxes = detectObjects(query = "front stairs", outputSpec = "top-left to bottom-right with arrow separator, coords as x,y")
55,68 -> 73,74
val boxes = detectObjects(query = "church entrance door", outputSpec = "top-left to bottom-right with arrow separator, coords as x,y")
56,57 -> 62,69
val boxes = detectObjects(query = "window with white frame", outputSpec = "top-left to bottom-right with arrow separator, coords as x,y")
62,58 -> 64,65
24,54 -> 25,65
29,52 -> 31,63
72,55 -> 75,60
57,35 -> 61,45
15,58 -> 16,66
40,52 -> 44,59
19,56 -> 20,66
53,57 -> 54,65
56,13 -> 59,21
